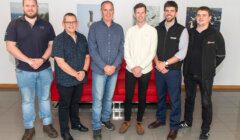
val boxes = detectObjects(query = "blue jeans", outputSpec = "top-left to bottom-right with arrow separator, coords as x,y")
16,67 -> 53,129
91,72 -> 118,130
155,69 -> 181,130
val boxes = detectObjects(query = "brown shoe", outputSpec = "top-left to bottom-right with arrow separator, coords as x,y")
43,124 -> 58,138
22,128 -> 35,140
148,120 -> 165,129
119,121 -> 130,134
136,122 -> 144,135
167,129 -> 178,140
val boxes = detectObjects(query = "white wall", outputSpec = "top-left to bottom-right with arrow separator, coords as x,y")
0,0 -> 239,85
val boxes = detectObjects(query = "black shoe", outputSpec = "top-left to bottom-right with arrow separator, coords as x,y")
102,121 -> 115,131
148,120 -> 165,129
72,123 -> 89,132
93,129 -> 102,140
199,131 -> 210,140
61,132 -> 74,140
179,121 -> 191,129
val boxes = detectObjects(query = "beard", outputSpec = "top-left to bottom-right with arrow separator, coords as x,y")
24,11 -> 38,19
165,17 -> 175,22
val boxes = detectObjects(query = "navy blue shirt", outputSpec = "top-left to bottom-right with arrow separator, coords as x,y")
88,20 -> 124,74
52,31 -> 89,87
4,16 -> 55,71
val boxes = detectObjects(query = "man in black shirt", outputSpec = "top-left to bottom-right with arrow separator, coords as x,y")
4,0 -> 58,140
179,6 -> 226,140
52,13 -> 90,140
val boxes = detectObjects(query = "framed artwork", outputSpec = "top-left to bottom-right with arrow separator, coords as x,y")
77,4 -> 101,37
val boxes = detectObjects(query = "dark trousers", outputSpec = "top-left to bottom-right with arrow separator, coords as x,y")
124,70 -> 150,122
155,69 -> 181,130
57,84 -> 83,135
184,74 -> 213,133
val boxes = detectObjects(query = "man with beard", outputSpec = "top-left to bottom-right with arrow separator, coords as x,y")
4,0 -> 58,140
148,1 -> 188,140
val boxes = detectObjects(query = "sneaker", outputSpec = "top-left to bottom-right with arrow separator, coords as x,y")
43,124 -> 58,138
136,122 -> 144,135
102,121 -> 115,131
199,131 -> 210,140
179,121 -> 191,129
22,128 -> 35,140
119,121 -> 130,134
93,129 -> 102,140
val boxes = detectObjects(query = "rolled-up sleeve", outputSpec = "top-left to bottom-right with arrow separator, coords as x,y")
174,28 -> 189,60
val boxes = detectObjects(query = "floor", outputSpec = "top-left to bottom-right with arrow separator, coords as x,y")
0,90 -> 240,140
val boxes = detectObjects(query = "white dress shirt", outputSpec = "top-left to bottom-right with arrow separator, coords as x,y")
124,23 -> 158,74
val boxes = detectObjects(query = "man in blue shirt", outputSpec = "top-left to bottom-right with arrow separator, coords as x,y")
88,1 -> 124,140
52,13 -> 90,140
4,0 -> 58,140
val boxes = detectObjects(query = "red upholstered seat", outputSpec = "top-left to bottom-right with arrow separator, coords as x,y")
51,60 -> 170,103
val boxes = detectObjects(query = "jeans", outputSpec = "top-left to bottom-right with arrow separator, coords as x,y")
184,74 -> 213,133
155,69 -> 181,130
91,72 -> 118,130
57,84 -> 83,135
124,70 -> 150,122
16,67 -> 53,129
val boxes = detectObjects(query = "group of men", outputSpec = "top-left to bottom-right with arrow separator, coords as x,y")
4,0 -> 225,140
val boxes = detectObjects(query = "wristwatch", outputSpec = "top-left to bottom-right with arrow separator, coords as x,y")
164,61 -> 169,66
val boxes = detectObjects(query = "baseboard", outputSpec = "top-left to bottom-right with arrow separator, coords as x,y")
0,84 -> 240,91
0,84 -> 18,90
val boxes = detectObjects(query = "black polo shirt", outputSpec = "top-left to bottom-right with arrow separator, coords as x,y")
52,31 -> 89,87
4,16 -> 55,71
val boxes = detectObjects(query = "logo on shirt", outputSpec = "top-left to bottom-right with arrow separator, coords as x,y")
170,37 -> 177,40
207,41 -> 215,44
39,26 -> 45,30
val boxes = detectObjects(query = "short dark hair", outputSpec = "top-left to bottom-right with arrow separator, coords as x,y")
164,1 -> 178,12
134,3 -> 147,13
197,6 -> 212,16
101,1 -> 114,10
63,12 -> 77,22
22,0 -> 38,6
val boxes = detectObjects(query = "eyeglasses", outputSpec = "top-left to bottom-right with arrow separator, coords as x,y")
64,21 -> 77,25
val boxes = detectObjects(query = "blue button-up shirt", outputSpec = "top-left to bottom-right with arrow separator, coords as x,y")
52,31 -> 89,87
88,20 -> 124,74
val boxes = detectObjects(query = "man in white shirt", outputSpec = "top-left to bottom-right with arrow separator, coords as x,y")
118,3 -> 157,135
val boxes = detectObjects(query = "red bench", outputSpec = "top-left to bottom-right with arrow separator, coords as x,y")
50,61 -> 170,103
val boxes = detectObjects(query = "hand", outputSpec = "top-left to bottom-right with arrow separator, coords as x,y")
155,61 -> 166,72
160,67 -> 169,74
75,71 -> 85,81
131,66 -> 142,78
28,58 -> 44,70
104,65 -> 115,75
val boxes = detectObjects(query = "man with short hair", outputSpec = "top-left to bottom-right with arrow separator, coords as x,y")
52,13 -> 90,140
4,0 -> 58,140
88,1 -> 124,140
118,3 -> 157,135
148,1 -> 189,140
179,6 -> 225,140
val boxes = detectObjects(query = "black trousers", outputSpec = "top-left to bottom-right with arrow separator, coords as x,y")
184,74 -> 213,132
124,70 -> 150,122
57,84 -> 83,135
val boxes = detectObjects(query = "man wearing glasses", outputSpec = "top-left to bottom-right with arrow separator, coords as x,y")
52,13 -> 90,140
